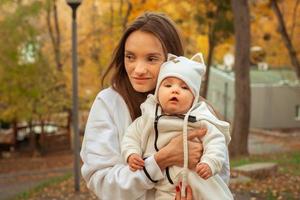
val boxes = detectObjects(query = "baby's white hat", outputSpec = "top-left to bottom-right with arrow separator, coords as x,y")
154,53 -> 206,105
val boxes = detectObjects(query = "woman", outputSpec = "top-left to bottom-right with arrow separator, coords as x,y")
80,12 -> 229,200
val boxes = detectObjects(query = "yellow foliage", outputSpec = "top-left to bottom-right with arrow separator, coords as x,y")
215,42 -> 234,63
250,0 -> 300,68
195,35 -> 209,56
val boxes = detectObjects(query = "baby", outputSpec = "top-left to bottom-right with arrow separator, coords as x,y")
121,53 -> 233,200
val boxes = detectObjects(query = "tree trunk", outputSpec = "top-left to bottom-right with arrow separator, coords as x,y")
119,0 -> 124,17
53,0 -> 62,69
12,119 -> 18,149
290,0 -> 300,40
122,0 -> 132,31
271,0 -> 300,79
110,0 -> 114,34
229,0 -> 251,157
46,0 -> 62,71
201,24 -> 215,98
39,119 -> 46,154
67,109 -> 72,148
109,0 -> 115,48
28,120 -> 37,155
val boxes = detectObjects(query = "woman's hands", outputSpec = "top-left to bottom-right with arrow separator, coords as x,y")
154,128 -> 206,170
175,184 -> 193,200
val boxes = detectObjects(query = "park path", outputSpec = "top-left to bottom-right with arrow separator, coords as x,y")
0,130 -> 299,200
0,168 -> 72,200
248,133 -> 289,154
248,129 -> 300,155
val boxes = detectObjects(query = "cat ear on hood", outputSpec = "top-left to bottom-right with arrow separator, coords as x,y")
167,53 -> 178,61
190,53 -> 205,64
191,53 -> 206,76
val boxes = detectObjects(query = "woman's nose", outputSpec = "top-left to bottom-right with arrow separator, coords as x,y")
134,61 -> 147,75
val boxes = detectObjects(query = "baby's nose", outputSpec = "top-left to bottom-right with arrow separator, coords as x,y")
171,87 -> 180,94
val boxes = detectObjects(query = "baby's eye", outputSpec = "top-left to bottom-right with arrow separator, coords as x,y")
164,84 -> 172,88
182,85 -> 189,90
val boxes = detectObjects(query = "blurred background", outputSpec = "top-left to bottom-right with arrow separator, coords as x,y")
0,0 -> 299,199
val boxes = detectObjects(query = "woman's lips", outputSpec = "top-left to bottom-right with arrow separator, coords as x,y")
132,77 -> 150,80
132,77 -> 150,84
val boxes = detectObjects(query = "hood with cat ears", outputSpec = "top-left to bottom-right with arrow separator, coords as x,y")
154,53 -> 206,107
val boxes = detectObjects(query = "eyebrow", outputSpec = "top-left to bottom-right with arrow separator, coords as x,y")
162,79 -> 172,84
148,53 -> 163,57
124,50 -> 133,54
124,50 -> 163,57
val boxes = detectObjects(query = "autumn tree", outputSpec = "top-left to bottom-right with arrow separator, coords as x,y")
270,0 -> 300,78
45,0 -> 63,71
0,1 -> 68,153
229,0 -> 251,157
249,0 -> 300,69
194,0 -> 234,98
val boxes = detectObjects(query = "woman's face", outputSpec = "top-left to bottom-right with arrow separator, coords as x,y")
124,30 -> 165,93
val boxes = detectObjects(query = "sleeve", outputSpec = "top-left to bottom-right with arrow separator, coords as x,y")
80,94 -> 164,200
199,121 -> 227,176
219,147 -> 230,185
121,117 -> 144,163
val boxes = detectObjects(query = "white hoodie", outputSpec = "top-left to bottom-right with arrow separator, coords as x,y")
122,94 -> 233,200
81,87 -> 230,200
81,88 -> 164,200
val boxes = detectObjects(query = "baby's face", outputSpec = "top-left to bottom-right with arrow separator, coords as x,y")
158,77 -> 194,115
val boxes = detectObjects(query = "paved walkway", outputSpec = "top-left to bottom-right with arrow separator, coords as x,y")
248,133 -> 289,155
1,130 -> 299,200
249,128 -> 300,155
0,168 -> 72,200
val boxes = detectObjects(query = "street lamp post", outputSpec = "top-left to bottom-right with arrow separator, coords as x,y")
66,0 -> 83,192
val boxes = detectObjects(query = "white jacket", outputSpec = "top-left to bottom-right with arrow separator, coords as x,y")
81,88 -> 164,200
122,94 -> 233,200
81,87 -> 230,200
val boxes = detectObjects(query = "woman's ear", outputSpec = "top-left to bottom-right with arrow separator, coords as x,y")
167,53 -> 178,61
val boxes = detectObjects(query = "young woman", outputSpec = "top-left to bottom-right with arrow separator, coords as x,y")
80,12 -> 229,200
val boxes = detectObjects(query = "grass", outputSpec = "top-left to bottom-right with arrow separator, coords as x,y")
12,173 -> 72,200
10,151 -> 300,200
231,151 -> 300,175
230,151 -> 300,199
265,189 -> 295,200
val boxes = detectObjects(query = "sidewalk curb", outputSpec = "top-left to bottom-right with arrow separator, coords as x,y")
250,128 -> 300,138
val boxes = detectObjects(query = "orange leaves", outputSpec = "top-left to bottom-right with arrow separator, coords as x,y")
250,0 -> 300,68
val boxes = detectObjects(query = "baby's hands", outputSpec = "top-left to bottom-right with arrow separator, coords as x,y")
128,153 -> 145,171
195,163 -> 212,180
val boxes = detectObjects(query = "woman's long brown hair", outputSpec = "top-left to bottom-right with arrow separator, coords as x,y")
102,12 -> 184,120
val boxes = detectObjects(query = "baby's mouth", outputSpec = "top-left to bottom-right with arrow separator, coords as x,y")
169,97 -> 178,102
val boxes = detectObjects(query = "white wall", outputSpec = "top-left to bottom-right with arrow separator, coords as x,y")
251,85 -> 300,128
207,68 -> 300,129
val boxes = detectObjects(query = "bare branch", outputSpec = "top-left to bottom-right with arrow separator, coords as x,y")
46,1 -> 56,59
46,0 -> 62,71
122,0 -> 132,31
271,0 -> 300,78
119,0 -> 123,17
53,0 -> 62,70
290,0 -> 300,40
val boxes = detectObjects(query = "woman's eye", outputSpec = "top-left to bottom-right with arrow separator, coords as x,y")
125,55 -> 134,61
148,56 -> 158,62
